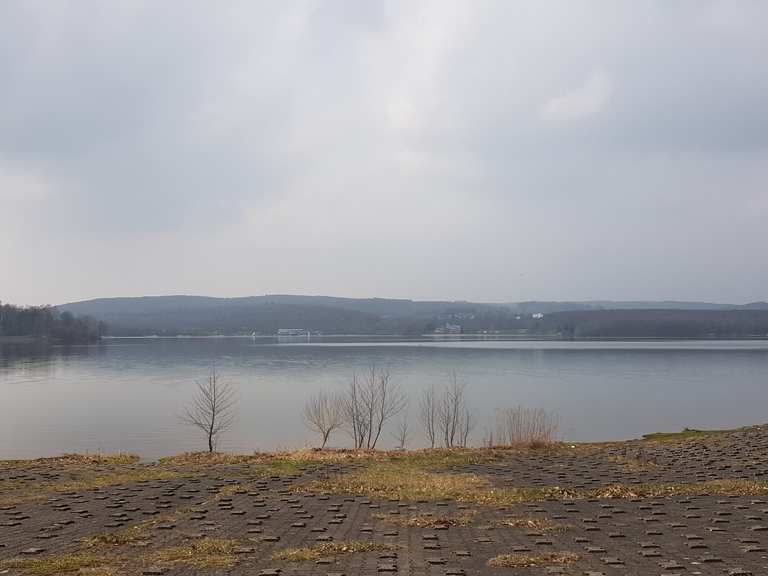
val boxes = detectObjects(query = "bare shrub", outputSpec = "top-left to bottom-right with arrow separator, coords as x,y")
303,390 -> 344,448
492,406 -> 559,446
342,365 -> 406,449
438,372 -> 474,447
181,365 -> 236,453
418,385 -> 438,448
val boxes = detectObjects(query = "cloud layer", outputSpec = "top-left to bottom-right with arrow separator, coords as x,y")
2,0 -> 767,305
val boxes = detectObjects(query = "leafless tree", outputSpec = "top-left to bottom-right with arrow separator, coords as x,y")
342,365 -> 406,449
392,414 -> 411,450
342,374 -> 369,449
181,365 -> 236,453
438,372 -> 474,448
418,385 -> 438,448
303,390 -> 344,448
458,406 -> 475,447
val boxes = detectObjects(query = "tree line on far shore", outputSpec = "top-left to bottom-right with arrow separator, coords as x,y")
184,364 -> 559,453
0,302 -> 105,343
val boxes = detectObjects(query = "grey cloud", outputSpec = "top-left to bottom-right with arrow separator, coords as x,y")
2,0 -> 767,305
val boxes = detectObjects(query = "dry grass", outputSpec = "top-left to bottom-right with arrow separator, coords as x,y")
272,541 -> 399,562
499,516 -> 571,532
305,457 -> 768,505
83,515 -> 176,548
592,479 -> 768,499
0,468 -> 185,507
641,427 -> 740,442
0,452 -> 139,470
487,551 -> 580,568
302,462 -> 576,505
373,511 -> 476,528
146,537 -> 242,568
0,552 -> 113,575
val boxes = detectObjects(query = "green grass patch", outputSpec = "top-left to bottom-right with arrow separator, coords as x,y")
641,427 -> 740,441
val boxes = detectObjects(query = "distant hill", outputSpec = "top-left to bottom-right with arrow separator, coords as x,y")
59,295 -> 506,336
57,295 -> 768,337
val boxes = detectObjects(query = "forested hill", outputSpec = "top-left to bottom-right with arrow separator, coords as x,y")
0,303 -> 104,343
535,309 -> 768,339
57,295 -> 768,338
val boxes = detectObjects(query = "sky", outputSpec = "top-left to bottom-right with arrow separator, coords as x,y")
2,0 -> 767,306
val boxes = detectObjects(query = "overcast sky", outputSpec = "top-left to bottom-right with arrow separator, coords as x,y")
2,1 -> 767,306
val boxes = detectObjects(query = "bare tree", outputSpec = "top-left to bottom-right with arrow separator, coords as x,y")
392,414 -> 411,450
181,365 -> 236,453
342,365 -> 407,449
458,406 -> 475,447
303,390 -> 344,448
438,372 -> 474,448
418,385 -> 438,448
342,374 -> 369,449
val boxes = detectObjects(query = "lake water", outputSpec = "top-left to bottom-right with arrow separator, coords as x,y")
2,337 -> 767,459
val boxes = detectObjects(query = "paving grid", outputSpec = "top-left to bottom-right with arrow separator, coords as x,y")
2,427 -> 768,575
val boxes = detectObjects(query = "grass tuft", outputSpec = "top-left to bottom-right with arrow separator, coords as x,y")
271,541 -> 399,562
146,537 -> 241,568
373,511 -> 476,528
499,516 -> 571,532
487,551 -> 580,568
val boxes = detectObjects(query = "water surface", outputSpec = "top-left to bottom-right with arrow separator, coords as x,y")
2,337 -> 767,459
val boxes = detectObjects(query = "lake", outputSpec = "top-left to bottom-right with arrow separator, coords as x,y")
2,337 -> 767,459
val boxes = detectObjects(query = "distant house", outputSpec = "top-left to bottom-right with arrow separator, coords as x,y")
434,322 -> 461,334
277,328 -> 309,336
532,313 -> 544,320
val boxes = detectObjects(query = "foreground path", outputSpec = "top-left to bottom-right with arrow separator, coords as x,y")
3,427 -> 768,576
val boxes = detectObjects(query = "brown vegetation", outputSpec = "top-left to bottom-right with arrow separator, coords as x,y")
272,541 -> 399,562
487,551 -> 580,568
